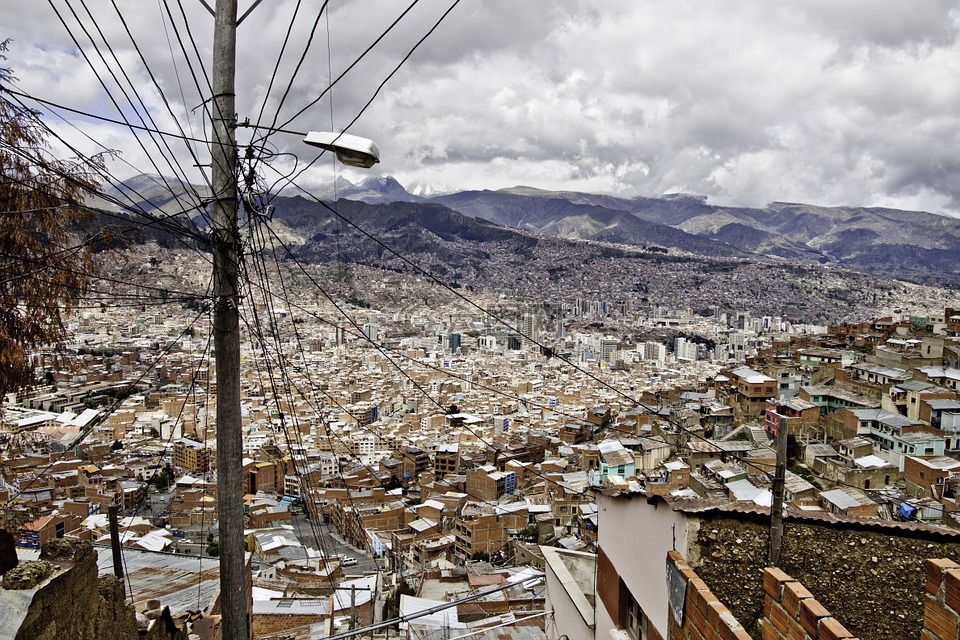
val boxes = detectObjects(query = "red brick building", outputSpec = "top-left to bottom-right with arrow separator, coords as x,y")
904,455 -> 960,500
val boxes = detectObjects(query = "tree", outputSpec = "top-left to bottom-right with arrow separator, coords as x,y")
0,41 -> 108,397
206,540 -> 220,557
520,524 -> 539,543
151,467 -> 172,492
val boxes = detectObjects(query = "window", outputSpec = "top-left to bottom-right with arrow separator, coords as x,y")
626,592 -> 648,640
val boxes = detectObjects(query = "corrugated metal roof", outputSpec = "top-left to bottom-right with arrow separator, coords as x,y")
96,546 -> 219,614
602,493 -> 960,540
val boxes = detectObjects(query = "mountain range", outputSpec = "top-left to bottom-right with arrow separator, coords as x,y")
96,173 -> 960,290
272,175 -> 958,287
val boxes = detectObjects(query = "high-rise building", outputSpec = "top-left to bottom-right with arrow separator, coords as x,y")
521,312 -> 538,351
600,337 -> 619,364
448,333 -> 462,354
640,342 -> 666,363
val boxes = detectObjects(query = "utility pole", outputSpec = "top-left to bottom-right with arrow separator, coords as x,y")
210,0 -> 248,638
108,504 -> 123,579
202,7 -> 377,637
350,584 -> 357,630
768,420 -> 789,567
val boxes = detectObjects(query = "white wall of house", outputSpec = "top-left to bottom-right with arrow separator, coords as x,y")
595,494 -> 692,639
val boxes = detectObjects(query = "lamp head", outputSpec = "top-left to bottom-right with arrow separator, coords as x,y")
303,130 -> 380,169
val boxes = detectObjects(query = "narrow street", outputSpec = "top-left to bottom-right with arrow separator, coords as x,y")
289,512 -> 384,575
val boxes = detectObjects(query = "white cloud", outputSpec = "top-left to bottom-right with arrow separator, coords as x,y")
3,0 -> 959,214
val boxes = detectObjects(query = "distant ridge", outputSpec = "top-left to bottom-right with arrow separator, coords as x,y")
106,174 -> 960,286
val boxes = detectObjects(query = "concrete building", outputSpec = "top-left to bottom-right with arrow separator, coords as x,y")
172,438 -> 210,473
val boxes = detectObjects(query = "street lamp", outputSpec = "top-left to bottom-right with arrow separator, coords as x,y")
208,2 -> 381,638
303,130 -> 380,168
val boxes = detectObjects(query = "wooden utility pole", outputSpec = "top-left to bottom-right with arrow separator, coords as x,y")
350,584 -> 357,629
108,504 -> 123,579
768,421 -> 789,566
210,0 -> 248,637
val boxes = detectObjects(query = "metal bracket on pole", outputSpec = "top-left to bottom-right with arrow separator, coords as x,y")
237,0 -> 266,25
196,0 -> 264,26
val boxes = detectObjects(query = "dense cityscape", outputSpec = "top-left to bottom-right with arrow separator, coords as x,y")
1,241 -> 959,639
3,2 -> 960,640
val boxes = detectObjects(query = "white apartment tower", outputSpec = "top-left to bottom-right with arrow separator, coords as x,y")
521,312 -> 538,351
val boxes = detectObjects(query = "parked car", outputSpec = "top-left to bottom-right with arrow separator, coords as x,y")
341,556 -> 358,566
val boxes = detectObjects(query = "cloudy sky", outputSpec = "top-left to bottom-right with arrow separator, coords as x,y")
4,0 -> 960,215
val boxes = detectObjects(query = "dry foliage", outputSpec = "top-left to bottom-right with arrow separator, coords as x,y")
0,41 -> 107,397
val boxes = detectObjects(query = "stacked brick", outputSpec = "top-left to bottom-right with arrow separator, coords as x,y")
762,567 -> 857,640
666,550 -> 751,640
252,614 -> 326,638
925,558 -> 960,640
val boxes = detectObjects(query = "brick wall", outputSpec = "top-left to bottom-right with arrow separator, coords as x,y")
679,551 -> 960,640
685,510 -> 960,639
251,613 -> 327,637
666,551 -> 751,640
925,558 -> 960,640
762,567 -> 857,640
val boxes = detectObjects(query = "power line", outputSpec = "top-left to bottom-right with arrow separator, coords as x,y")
156,0 -> 203,150
278,0 -> 461,188
235,213 -> 559,533
48,0 -> 207,227
270,177 -> 666,421
252,0 -> 326,137
1,90 -> 213,248
75,0 -> 205,206
240,205 -> 361,586
323,576 -> 543,640
168,0 -> 214,96
271,0 -> 422,134
253,220 -> 597,498
237,203 -> 798,499
109,0 -> 215,199
1,88 -> 212,144
1,303 -> 211,507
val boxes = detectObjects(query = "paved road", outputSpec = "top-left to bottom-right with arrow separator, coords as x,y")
289,512 -> 385,575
